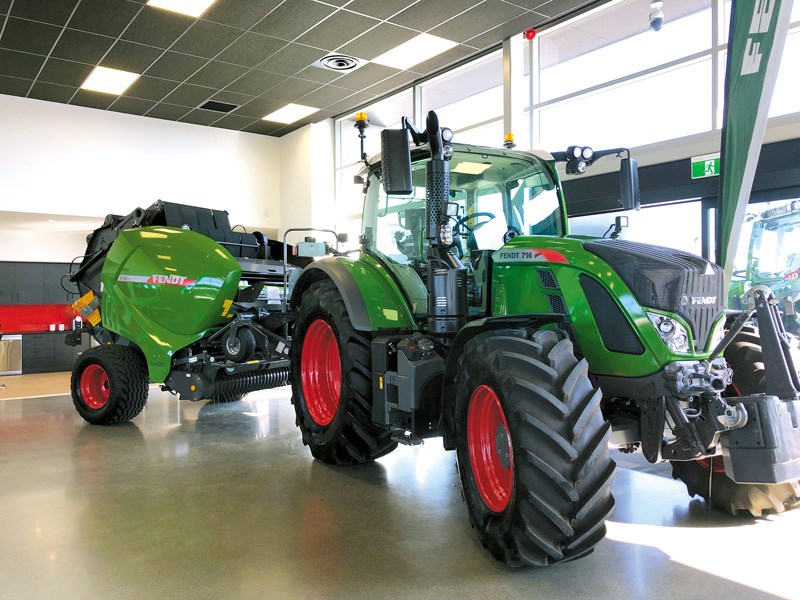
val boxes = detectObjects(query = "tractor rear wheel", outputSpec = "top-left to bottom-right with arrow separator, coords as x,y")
71,345 -> 149,425
455,329 -> 616,566
291,279 -> 397,464
671,325 -> 800,516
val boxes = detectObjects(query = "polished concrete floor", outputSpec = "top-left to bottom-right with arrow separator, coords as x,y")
1,379 -> 798,600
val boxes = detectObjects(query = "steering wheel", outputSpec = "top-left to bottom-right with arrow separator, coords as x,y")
452,211 -> 496,235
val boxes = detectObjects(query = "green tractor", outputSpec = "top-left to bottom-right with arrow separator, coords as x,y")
730,200 -> 800,335
67,111 -> 800,568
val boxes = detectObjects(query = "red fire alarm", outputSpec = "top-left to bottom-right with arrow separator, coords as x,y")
523,28 -> 536,40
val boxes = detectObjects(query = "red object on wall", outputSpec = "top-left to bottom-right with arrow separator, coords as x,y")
0,304 -> 78,334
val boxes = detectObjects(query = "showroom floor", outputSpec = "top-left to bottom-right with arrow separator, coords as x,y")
0,375 -> 797,600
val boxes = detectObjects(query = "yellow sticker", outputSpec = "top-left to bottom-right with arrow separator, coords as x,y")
221,298 -> 233,317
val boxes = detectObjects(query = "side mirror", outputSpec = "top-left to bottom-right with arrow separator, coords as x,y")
620,157 -> 640,211
381,128 -> 412,196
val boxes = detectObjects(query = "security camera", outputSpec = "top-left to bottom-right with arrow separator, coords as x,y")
650,1 -> 664,31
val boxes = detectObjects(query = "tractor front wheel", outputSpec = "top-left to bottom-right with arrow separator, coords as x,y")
455,329 -> 616,566
671,325 -> 800,516
291,279 -> 397,464
71,345 -> 149,425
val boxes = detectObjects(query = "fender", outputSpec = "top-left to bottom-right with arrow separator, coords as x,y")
440,313 -> 563,450
292,255 -> 418,332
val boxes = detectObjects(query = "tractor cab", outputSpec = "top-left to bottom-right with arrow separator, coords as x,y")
360,143 -> 566,318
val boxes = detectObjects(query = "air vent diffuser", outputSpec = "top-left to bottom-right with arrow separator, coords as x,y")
313,54 -> 364,72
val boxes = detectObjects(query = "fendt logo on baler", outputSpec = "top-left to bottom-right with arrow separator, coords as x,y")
117,274 -> 196,286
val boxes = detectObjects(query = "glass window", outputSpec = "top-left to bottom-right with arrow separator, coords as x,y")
538,0 -> 711,103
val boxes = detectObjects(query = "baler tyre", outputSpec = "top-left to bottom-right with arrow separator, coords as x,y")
291,279 -> 397,464
671,325 -> 800,516
455,329 -> 616,567
223,327 -> 256,362
71,345 -> 149,425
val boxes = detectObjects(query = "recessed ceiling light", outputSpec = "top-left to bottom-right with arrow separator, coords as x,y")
262,103 -> 319,124
80,66 -> 140,95
371,34 -> 459,70
146,0 -> 217,18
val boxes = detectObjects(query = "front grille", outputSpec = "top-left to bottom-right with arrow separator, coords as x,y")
547,293 -> 567,315
539,269 -> 559,290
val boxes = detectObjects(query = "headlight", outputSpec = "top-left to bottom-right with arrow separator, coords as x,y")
439,223 -> 453,245
648,312 -> 691,354
708,318 -> 726,353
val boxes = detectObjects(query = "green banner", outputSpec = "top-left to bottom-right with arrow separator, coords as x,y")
717,0 -> 793,284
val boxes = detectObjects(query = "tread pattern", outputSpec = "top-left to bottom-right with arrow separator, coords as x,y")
71,345 -> 149,425
456,329 -> 616,567
672,325 -> 800,516
291,280 -> 397,464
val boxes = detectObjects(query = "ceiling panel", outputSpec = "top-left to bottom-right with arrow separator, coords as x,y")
0,0 -> 604,136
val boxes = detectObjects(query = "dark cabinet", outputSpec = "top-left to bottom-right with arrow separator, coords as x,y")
0,264 -> 17,304
0,262 -> 73,305
22,332 -> 90,374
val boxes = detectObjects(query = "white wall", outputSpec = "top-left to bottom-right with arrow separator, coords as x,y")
278,119 -> 336,246
0,94 -> 282,261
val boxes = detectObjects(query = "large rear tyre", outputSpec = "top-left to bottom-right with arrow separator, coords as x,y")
291,279 -> 397,464
455,329 -> 616,566
671,325 -> 800,516
71,345 -> 149,425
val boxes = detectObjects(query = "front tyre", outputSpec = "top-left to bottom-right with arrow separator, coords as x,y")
455,329 -> 616,567
291,279 -> 397,464
71,345 -> 149,425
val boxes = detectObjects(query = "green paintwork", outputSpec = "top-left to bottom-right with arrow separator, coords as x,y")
318,253 -> 418,331
491,236 -> 722,378
100,226 -> 241,381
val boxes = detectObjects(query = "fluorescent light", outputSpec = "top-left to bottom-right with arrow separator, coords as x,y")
80,66 -> 140,95
146,0 -> 217,18
262,103 -> 319,124
451,162 -> 493,175
372,34 -> 459,70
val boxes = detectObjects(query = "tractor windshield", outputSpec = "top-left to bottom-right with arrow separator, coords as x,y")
750,211 -> 800,281
362,145 -> 563,267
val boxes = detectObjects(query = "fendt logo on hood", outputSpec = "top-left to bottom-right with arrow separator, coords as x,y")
690,295 -> 718,305
117,274 -> 196,286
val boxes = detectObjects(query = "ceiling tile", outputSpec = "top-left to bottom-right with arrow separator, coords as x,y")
390,0 -> 476,30
109,95 -> 157,115
68,0 -> 142,37
51,29 -> 115,64
28,81 -> 75,103
180,108 -> 223,126
38,58 -> 94,87
336,22 -> 416,61
202,0 -> 283,29
171,20 -> 242,59
262,77 -> 318,102
216,32 -> 285,67
163,83 -> 215,107
296,11 -> 380,52
146,102 -> 192,121
0,49 -> 45,79
250,0 -> 336,41
233,96 -> 284,118
0,17 -> 61,55
536,0 -> 594,19
144,51 -> 208,81
187,60 -> 249,88
407,45 -> 473,75
0,0 -> 11,14
71,89 -> 117,109
210,113 -> 258,131
122,5 -> 194,49
101,40 -> 163,73
255,43 -> 326,76
123,75 -> 180,101
505,0 -> 552,9
464,13 -> 537,49
332,63 -> 399,92
294,65 -> 343,84
241,120 -> 284,135
209,89 -> 253,106
363,70 -> 418,96
300,84 -> 354,108
225,69 -> 285,95
10,0 -> 78,26
323,90 -> 377,115
0,74 -> 32,97
343,0 -> 415,21
430,0 -> 526,43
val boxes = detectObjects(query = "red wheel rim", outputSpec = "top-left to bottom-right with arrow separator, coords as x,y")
467,385 -> 513,512
301,319 -> 341,426
697,456 -> 727,473
81,364 -> 110,410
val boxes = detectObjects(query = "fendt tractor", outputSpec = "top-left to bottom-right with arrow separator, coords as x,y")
66,111 -> 800,568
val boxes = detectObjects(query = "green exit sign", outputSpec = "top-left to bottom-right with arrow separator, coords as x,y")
691,152 -> 720,179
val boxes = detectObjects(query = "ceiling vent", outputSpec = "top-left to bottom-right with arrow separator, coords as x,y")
313,54 -> 364,72
199,100 -> 238,113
